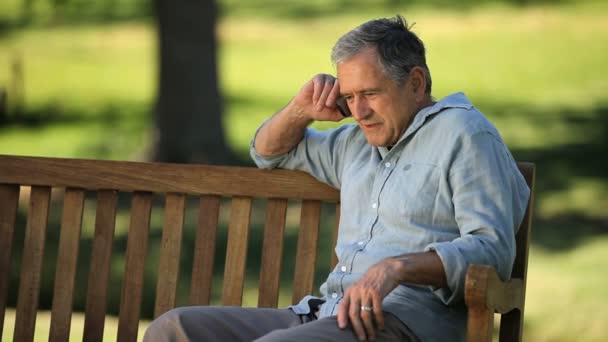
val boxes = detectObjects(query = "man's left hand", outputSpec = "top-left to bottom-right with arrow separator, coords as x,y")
337,258 -> 402,341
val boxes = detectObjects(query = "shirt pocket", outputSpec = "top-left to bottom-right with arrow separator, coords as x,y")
385,163 -> 441,220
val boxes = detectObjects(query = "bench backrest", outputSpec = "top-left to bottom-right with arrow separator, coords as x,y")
0,155 -> 534,342
0,155 -> 340,342
500,162 -> 535,341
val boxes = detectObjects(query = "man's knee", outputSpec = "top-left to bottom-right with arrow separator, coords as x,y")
144,308 -> 184,342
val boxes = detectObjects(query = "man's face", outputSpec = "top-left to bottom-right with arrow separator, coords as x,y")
337,48 -> 418,147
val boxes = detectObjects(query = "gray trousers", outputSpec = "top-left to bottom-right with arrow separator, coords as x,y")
143,306 -> 419,341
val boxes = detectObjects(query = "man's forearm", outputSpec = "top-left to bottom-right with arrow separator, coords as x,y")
388,251 -> 448,289
254,100 -> 314,157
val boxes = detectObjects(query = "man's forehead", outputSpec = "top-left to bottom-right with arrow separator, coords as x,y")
337,58 -> 393,94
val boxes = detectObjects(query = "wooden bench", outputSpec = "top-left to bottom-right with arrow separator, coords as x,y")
0,154 -> 535,342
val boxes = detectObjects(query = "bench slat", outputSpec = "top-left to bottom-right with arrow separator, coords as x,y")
14,186 -> 51,342
330,202 -> 340,270
83,190 -> 118,342
49,188 -> 85,342
189,195 -> 221,306
0,184 -> 20,338
258,198 -> 288,308
117,192 -> 153,342
292,200 -> 321,304
0,155 -> 339,201
222,196 -> 252,306
154,193 -> 186,318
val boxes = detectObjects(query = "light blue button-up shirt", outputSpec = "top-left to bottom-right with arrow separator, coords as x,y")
250,92 -> 530,341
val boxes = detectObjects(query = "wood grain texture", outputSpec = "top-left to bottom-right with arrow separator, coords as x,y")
465,264 -> 494,342
154,193 -> 186,318
49,188 -> 85,342
465,264 -> 523,313
292,200 -> 321,305
83,190 -> 118,342
14,186 -> 51,342
258,199 -> 288,308
189,195 -> 221,306
0,184 -> 19,339
117,192 -> 153,342
0,155 -> 339,200
465,264 -> 524,342
222,197 -> 252,306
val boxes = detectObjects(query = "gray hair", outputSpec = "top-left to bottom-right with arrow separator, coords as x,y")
331,15 -> 432,93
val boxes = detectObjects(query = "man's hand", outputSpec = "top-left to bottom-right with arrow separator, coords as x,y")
336,251 -> 447,341
254,73 -> 344,157
337,258 -> 402,341
292,73 -> 344,122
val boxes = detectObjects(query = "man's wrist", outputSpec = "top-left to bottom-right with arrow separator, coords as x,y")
387,252 -> 448,288
385,256 -> 409,284
287,99 -> 314,125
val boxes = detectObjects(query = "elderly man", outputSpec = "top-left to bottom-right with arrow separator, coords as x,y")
144,15 -> 530,342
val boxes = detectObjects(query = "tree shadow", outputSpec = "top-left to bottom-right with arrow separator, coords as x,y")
476,100 -> 608,251
0,102 -> 145,128
0,100 -> 254,165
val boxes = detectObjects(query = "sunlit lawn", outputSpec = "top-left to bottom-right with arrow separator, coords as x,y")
0,1 -> 607,341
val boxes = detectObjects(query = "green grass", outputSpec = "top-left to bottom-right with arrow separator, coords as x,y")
1,1 -> 607,341
525,237 -> 608,341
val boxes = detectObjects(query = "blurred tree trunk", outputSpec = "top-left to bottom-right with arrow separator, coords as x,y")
152,0 -> 236,165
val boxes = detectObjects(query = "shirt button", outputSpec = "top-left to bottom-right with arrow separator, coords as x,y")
340,266 -> 347,272
385,162 -> 391,168
357,241 -> 364,246
371,202 -> 377,209
332,292 -> 338,299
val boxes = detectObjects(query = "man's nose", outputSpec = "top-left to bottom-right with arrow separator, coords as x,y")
351,98 -> 372,120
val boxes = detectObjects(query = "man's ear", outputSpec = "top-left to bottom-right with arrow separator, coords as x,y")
409,66 -> 427,101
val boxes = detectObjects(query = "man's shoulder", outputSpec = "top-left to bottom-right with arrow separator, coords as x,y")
429,100 -> 499,138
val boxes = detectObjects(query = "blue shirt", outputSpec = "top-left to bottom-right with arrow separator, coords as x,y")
250,92 -> 530,341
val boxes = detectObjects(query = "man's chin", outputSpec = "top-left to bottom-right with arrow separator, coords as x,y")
364,137 -> 389,147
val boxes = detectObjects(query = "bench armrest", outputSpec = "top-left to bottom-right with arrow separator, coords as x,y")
465,264 -> 523,342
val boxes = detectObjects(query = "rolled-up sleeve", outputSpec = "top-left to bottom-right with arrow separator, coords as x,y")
425,130 -> 530,304
249,124 -> 357,189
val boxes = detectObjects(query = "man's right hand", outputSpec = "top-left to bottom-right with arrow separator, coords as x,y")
291,73 -> 344,122
254,74 -> 345,157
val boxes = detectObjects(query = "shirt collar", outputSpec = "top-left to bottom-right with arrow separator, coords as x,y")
400,92 -> 473,143
377,92 -> 474,157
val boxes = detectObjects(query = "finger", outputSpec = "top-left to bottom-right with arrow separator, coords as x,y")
361,304 -> 376,341
311,75 -> 324,106
349,299 -> 367,341
372,294 -> 385,331
316,77 -> 335,111
337,296 -> 349,329
325,78 -> 340,108
360,292 -> 376,341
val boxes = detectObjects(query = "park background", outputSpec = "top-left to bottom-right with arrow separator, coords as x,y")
0,0 -> 607,340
